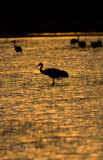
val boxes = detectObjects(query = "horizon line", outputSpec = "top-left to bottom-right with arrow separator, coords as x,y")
1,32 -> 103,38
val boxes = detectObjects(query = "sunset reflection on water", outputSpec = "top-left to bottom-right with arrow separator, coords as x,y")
0,37 -> 103,160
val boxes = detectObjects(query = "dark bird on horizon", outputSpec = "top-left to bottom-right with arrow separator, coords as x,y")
91,40 -> 102,48
78,37 -> 86,48
70,36 -> 79,45
13,40 -> 22,53
97,40 -> 102,47
37,63 -> 69,85
91,41 -> 98,48
78,41 -> 86,48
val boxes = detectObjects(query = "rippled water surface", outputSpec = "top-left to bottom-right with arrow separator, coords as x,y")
0,37 -> 103,160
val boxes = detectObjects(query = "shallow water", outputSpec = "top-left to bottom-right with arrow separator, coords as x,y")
0,37 -> 103,160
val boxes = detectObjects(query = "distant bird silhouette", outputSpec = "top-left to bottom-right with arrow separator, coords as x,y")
70,36 -> 79,45
91,40 -> 102,49
37,63 -> 69,85
97,40 -> 102,47
91,41 -> 98,48
78,41 -> 86,48
78,37 -> 86,48
13,40 -> 22,53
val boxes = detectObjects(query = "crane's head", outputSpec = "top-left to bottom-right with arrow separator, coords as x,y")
12,40 -> 16,43
37,63 -> 43,67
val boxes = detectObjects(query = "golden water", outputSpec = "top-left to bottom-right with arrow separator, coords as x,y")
0,37 -> 103,160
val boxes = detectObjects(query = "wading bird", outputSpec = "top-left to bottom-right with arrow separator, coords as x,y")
13,40 -> 22,54
91,40 -> 102,49
91,41 -> 98,48
37,63 -> 69,85
97,40 -> 102,47
78,41 -> 86,48
78,37 -> 86,48
70,36 -> 79,45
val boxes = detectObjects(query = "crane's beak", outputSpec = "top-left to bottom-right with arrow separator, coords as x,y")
36,64 -> 39,68
36,63 -> 42,68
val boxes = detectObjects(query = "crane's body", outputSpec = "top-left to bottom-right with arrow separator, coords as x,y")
38,63 -> 68,85
70,38 -> 78,45
78,41 -> 86,48
13,40 -> 22,53
78,36 -> 86,48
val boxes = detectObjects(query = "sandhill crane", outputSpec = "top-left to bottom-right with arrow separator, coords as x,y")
97,40 -> 102,47
37,63 -> 69,85
91,41 -> 98,48
78,37 -> 86,48
70,36 -> 79,45
91,40 -> 102,49
13,40 -> 22,54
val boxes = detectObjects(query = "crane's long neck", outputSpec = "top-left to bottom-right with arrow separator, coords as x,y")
40,65 -> 44,74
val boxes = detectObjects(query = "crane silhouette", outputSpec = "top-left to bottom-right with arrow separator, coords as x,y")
13,40 -> 22,54
91,40 -> 102,49
78,37 -> 86,48
97,40 -> 102,47
78,41 -> 86,48
91,41 -> 98,48
70,36 -> 79,45
37,63 -> 69,85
